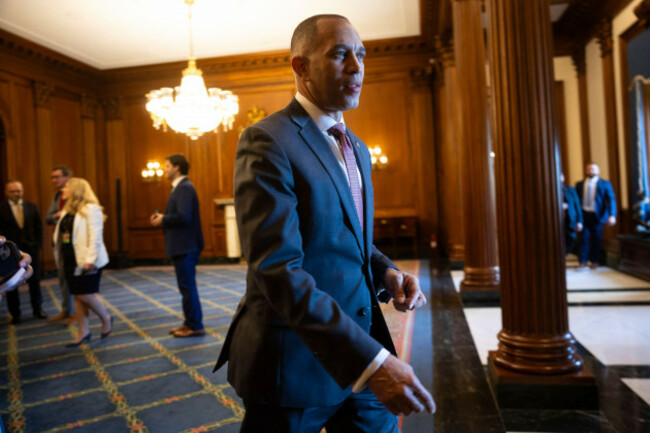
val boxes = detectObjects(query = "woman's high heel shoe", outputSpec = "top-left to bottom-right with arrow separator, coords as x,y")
65,333 -> 91,347
101,316 -> 114,339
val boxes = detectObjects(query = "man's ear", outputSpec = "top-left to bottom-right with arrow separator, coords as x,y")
291,56 -> 308,78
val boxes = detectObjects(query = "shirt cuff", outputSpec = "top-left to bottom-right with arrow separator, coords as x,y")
351,348 -> 390,393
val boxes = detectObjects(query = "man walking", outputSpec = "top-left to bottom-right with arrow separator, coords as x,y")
576,162 -> 617,269
46,166 -> 74,322
150,154 -> 205,337
0,181 -> 46,323
214,14 -> 434,432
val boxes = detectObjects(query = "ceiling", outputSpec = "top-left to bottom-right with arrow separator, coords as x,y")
0,0 -> 420,70
0,0 -> 572,71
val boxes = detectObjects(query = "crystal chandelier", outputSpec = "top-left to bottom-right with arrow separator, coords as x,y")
145,0 -> 239,140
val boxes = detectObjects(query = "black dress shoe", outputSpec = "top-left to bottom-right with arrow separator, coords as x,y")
65,333 -> 91,347
9,316 -> 20,325
33,310 -> 48,319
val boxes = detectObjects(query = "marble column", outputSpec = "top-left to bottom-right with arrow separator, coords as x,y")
485,0 -> 585,378
453,0 -> 500,292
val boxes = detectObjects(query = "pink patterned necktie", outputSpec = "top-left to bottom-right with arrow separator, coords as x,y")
328,123 -> 364,231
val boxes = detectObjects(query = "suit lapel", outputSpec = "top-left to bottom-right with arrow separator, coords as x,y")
288,100 -> 366,259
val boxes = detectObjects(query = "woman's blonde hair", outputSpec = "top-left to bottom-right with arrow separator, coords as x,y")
63,177 -> 106,220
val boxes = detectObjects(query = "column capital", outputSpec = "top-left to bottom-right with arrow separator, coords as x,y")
634,0 -> 650,23
410,66 -> 434,89
33,81 -> 53,108
596,18 -> 613,58
438,37 -> 455,68
81,94 -> 98,119
102,97 -> 123,121
571,45 -> 586,75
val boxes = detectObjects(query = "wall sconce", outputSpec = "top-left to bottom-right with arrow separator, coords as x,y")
141,161 -> 164,182
370,146 -> 388,170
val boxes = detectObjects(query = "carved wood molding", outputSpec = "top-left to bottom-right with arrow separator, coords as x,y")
410,66 -> 435,89
596,18 -> 613,57
635,0 -> 650,24
102,37 -> 432,85
33,81 -> 54,108
0,29 -> 100,82
553,0 -> 633,56
438,37 -> 455,68
571,45 -> 586,75
102,97 -> 123,121
81,94 -> 98,119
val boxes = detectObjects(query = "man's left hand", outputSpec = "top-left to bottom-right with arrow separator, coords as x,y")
150,213 -> 163,227
384,269 -> 426,312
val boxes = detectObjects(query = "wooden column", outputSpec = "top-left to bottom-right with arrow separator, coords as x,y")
596,19 -> 622,238
572,46 -> 591,167
435,38 -> 465,261
453,0 -> 499,291
33,81 -> 56,269
486,0 -> 583,376
81,94 -> 98,190
103,97 -> 128,254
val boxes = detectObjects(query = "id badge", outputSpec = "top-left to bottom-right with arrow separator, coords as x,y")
62,233 -> 71,244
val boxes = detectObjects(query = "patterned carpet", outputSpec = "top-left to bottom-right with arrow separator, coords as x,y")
0,262 -> 418,433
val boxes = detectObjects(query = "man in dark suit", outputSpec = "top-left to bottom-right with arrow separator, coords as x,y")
46,165 -> 74,322
575,163 -> 617,269
561,173 -> 583,255
214,15 -> 434,432
0,181 -> 46,323
150,154 -> 205,337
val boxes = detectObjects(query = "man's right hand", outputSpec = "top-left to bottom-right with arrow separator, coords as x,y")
366,354 -> 435,416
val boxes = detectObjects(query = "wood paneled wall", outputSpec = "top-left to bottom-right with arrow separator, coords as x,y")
0,29 -> 440,266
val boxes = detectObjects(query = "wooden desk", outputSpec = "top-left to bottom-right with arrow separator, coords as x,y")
373,216 -> 418,258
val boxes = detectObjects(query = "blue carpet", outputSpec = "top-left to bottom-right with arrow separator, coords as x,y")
0,265 -> 247,432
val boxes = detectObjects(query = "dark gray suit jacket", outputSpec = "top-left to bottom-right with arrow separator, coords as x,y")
162,178 -> 204,257
214,99 -> 397,407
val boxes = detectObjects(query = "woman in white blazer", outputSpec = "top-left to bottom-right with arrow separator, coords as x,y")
53,178 -> 112,347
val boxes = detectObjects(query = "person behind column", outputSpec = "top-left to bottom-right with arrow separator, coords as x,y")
46,165 -> 75,322
560,173 -> 583,256
150,154 -> 205,338
0,181 -> 47,323
575,162 -> 616,269
214,15 -> 434,432
53,178 -> 112,347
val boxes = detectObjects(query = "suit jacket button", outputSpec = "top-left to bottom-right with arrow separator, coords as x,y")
357,307 -> 371,316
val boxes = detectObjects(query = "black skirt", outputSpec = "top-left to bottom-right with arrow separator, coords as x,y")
67,268 -> 103,295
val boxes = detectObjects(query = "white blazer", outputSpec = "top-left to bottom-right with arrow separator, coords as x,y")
53,204 -> 109,269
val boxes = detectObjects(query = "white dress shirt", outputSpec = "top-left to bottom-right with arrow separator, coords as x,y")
9,199 -> 24,229
295,92 -> 389,392
582,176 -> 599,212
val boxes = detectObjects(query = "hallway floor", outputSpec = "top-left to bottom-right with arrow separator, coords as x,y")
445,257 -> 650,432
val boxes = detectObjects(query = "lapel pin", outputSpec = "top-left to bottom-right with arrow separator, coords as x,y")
356,142 -> 360,148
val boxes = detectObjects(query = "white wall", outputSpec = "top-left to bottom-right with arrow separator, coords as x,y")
553,56 -> 583,185
586,38 -> 610,180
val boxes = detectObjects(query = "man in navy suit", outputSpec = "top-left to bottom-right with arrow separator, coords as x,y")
575,163 -> 617,269
150,154 -> 205,337
0,181 -> 46,323
214,15 -> 434,432
561,173 -> 583,255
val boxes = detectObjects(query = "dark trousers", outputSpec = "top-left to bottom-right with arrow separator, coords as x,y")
579,211 -> 604,264
172,251 -> 203,330
241,388 -> 399,433
6,245 -> 42,317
